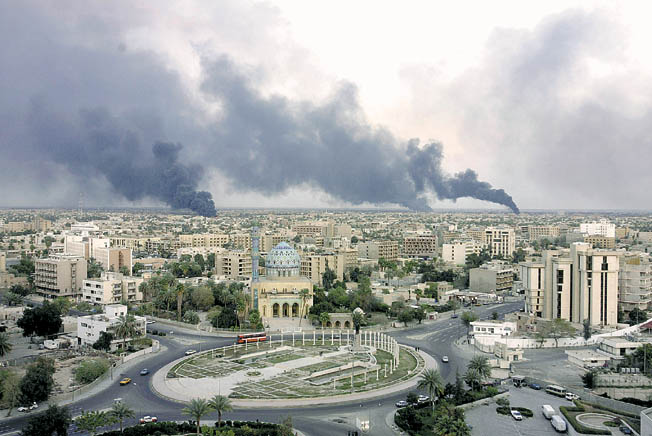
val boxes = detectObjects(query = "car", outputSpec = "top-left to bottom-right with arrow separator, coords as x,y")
146,320 -> 156,325
529,383 -> 541,390
185,349 -> 197,356
139,416 -> 158,424
113,398 -> 123,403
565,392 -> 579,401
442,356 -> 449,363
140,369 -> 149,376
395,400 -> 409,408
510,410 -> 523,421
417,395 -> 430,403
119,378 -> 132,385
620,425 -> 632,435
17,402 -> 37,412
451,314 -> 459,318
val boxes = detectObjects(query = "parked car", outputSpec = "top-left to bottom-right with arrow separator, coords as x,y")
551,415 -> 567,432
620,425 -> 632,435
17,402 -> 38,412
185,349 -> 197,356
565,392 -> 579,401
140,369 -> 149,376
510,410 -> 523,421
119,378 -> 132,385
529,383 -> 541,390
451,314 -> 459,319
541,405 -> 554,419
139,416 -> 158,424
417,395 -> 430,403
146,320 -> 156,325
395,400 -> 409,408
442,356 -> 449,363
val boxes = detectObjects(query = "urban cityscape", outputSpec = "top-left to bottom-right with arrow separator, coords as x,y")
2,2 -> 652,436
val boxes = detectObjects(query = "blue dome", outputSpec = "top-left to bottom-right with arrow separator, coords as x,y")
265,242 -> 301,278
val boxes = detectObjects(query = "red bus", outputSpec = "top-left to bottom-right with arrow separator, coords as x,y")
237,332 -> 267,344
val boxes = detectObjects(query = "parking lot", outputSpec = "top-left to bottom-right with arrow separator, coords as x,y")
465,385 -> 631,436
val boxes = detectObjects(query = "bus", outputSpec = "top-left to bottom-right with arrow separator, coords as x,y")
237,332 -> 267,344
545,385 -> 567,397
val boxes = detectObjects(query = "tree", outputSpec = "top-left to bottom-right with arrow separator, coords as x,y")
190,286 -> 214,311
20,357 -> 55,403
132,262 -> 145,277
114,315 -> 139,351
414,307 -> 426,324
628,308 -> 648,326
74,410 -> 112,436
17,301 -> 62,338
22,404 -> 71,436
87,258 -> 104,278
417,369 -> 444,412
398,308 -> 414,327
466,355 -> 491,388
319,312 -> 330,329
461,311 -> 478,337
2,371 -> 21,416
583,318 -> 592,341
248,310 -> 262,329
208,395 -> 232,427
581,370 -> 596,389
183,311 -> 200,325
92,331 -> 114,352
176,284 -> 186,322
182,398 -> 213,435
52,297 -> 72,315
10,284 -> 30,297
109,401 -> 135,433
75,359 -> 109,384
463,368 -> 482,391
540,318 -> 576,348
298,289 -> 310,326
449,299 -> 461,315
352,310 -> 365,334
4,292 -> 23,307
0,333 -> 12,358
350,236 -> 359,244
322,266 -> 336,291
491,311 -> 499,320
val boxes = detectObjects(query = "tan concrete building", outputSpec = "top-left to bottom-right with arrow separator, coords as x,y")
357,240 -> 399,261
215,250 -> 252,280
335,247 -> 359,271
178,233 -> 229,248
94,247 -> 132,275
484,226 -> 515,258
82,272 -> 144,305
466,228 -> 486,243
35,254 -> 87,299
584,235 -> 616,249
469,261 -> 514,293
442,240 -> 483,266
230,234 -> 252,250
300,253 -> 344,285
619,253 -> 652,312
520,260 -> 545,317
525,225 -> 561,241
403,235 -> 438,259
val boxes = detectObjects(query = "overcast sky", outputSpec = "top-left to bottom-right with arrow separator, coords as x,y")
1,1 -> 650,211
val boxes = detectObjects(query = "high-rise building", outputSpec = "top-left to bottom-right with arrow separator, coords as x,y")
35,254 -> 87,299
215,250 -> 252,280
580,219 -> 616,238
484,226 -> 515,258
520,243 -> 620,326
357,241 -> 399,261
178,233 -> 229,248
403,235 -> 438,259
93,247 -> 132,276
300,253 -> 344,285
525,225 -> 561,241
469,261 -> 514,293
619,253 -> 652,313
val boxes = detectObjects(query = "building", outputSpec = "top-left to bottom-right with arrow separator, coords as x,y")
584,235 -> 616,249
470,320 -> 517,337
442,240 -> 483,265
469,261 -> 514,293
466,228 -> 486,243
81,272 -> 144,305
178,233 -> 229,248
230,234 -> 252,250
580,219 -> 616,238
484,226 -> 515,258
403,235 -> 438,259
251,242 -> 313,322
519,243 -> 620,326
524,225 -> 561,241
357,241 -> 399,261
35,254 -> 87,299
76,304 -> 146,350
619,253 -> 652,312
300,253 -> 344,285
94,247 -> 132,275
64,235 -> 110,259
335,247 -> 359,271
215,250 -> 252,280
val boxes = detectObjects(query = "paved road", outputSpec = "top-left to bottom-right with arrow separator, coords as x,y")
2,301 -> 523,436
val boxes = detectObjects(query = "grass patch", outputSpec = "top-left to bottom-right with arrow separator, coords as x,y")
559,405 -> 611,435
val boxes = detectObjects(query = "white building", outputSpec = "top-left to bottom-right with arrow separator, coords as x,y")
442,240 -> 483,266
470,320 -> 517,337
76,304 -> 146,350
82,272 -> 144,305
580,219 -> 616,238
484,226 -> 515,258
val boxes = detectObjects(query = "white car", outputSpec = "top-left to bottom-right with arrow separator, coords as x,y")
17,402 -> 37,412
565,392 -> 579,401
146,320 -> 156,325
417,395 -> 430,403
442,356 -> 449,363
139,416 -> 158,424
511,410 -> 523,421
185,349 -> 197,355
395,400 -> 409,408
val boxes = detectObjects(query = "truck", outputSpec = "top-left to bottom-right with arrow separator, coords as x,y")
551,415 -> 567,432
542,405 -> 555,419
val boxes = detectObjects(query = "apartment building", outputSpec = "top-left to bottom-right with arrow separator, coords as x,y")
442,240 -> 483,266
584,235 -> 616,249
230,234 -> 252,250
82,272 -> 144,305
619,253 -> 652,312
357,241 -> 399,261
94,247 -> 132,276
293,223 -> 326,237
469,261 -> 514,293
403,235 -> 438,259
76,304 -> 146,350
300,253 -> 345,285
466,228 -> 486,243
64,235 -> 110,259
580,219 -> 616,238
484,226 -> 515,258
35,254 -> 87,299
260,234 -> 286,252
178,233 -> 229,248
335,247 -> 359,271
215,250 -> 252,280
519,243 -> 620,326
524,225 -> 561,241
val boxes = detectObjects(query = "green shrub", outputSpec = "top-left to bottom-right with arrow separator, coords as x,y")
74,359 -> 109,384
559,406 -> 611,435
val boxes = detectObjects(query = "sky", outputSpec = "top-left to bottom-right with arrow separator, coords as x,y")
1,1 -> 651,212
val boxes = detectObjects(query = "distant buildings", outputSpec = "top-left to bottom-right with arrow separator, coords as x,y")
484,226 -> 515,258
357,240 -> 399,261
584,235 -> 616,249
580,219 -> 616,238
402,234 -> 438,259
522,225 -> 562,241
469,261 -> 514,293
35,254 -> 87,299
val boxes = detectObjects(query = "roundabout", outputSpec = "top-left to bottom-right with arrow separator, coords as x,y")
153,330 -> 433,407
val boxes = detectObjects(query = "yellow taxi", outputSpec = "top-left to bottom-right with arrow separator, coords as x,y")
119,377 -> 132,386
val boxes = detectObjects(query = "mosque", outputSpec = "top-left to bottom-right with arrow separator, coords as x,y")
250,242 -> 314,325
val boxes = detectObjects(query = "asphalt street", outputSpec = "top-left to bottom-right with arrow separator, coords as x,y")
2,300 -> 523,436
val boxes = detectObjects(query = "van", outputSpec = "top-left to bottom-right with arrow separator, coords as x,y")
542,405 -> 554,419
551,415 -> 567,433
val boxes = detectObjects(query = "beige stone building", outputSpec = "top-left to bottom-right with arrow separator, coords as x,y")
35,254 -> 87,299
484,226 -> 515,258
357,240 -> 399,261
94,247 -> 132,275
403,235 -> 438,259
82,272 -> 144,305
300,253 -> 344,285
442,240 -> 483,265
525,225 -> 561,241
215,250 -> 252,280
178,233 -> 229,248
584,235 -> 616,249
469,261 -> 514,293
619,253 -> 652,312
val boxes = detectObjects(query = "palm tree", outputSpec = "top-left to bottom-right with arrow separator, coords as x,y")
109,402 -> 135,433
352,311 -> 365,335
176,283 -> 185,322
208,395 -> 232,427
463,368 -> 482,391
467,355 -> 491,382
114,315 -> 138,352
298,289 -> 310,326
182,398 -> 213,435
0,333 -> 12,357
235,294 -> 246,327
319,312 -> 330,329
417,369 -> 444,412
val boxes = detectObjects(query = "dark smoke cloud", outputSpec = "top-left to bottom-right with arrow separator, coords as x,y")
202,56 -> 519,212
